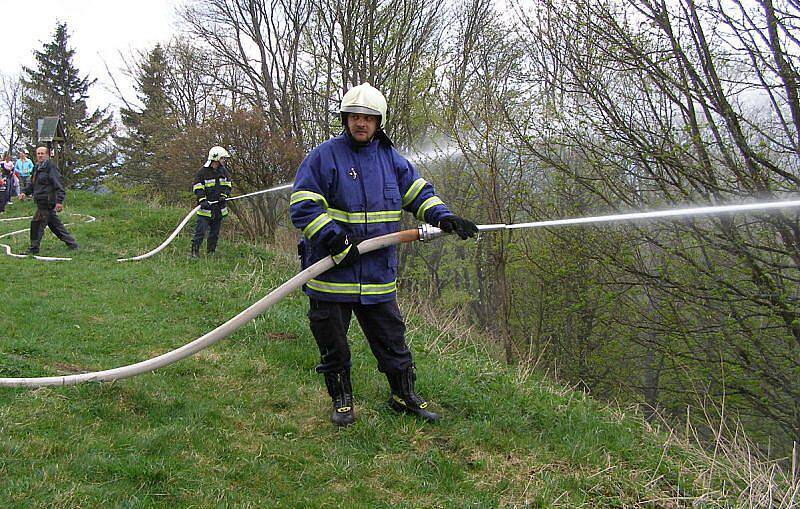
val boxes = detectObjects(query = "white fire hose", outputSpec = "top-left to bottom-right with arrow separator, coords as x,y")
117,183 -> 293,262
0,225 -> 441,387
0,184 -> 293,262
0,213 -> 96,261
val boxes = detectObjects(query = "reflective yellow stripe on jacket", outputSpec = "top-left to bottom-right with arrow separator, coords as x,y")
197,208 -> 229,218
416,196 -> 445,221
327,208 -> 402,224
303,213 -> 333,238
307,279 -> 397,295
291,190 -> 329,208
402,178 -> 427,207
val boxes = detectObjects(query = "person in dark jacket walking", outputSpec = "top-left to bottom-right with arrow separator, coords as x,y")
190,146 -> 233,258
19,146 -> 79,254
290,83 -> 478,426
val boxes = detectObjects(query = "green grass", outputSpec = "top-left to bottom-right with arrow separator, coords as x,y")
0,192 -> 738,508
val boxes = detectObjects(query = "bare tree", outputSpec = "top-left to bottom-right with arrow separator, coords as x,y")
182,0 -> 314,143
181,0 -> 445,149
0,74 -> 26,153
308,0 -> 445,146
512,0 -> 800,448
165,38 -> 221,129
415,0 -> 532,362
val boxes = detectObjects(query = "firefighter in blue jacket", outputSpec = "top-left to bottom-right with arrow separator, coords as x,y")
191,146 -> 233,258
290,83 -> 478,426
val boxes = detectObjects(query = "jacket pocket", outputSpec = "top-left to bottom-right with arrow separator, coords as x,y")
384,186 -> 401,206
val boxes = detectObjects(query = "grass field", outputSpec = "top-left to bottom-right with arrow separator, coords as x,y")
0,192 -> 748,508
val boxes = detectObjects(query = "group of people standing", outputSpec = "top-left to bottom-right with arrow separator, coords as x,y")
0,148 -> 34,213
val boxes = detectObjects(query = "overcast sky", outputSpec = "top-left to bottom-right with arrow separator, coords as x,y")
1,0 -> 186,115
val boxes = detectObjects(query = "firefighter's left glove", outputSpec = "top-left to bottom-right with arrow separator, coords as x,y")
200,200 -> 213,211
327,231 -> 360,268
438,215 -> 479,240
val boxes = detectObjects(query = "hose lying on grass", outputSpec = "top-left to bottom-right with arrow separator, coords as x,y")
0,183 -> 293,263
0,226 -> 443,387
0,213 -> 96,261
117,183 -> 293,262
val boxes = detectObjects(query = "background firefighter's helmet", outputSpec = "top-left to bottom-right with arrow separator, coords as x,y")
339,83 -> 388,128
204,146 -> 230,167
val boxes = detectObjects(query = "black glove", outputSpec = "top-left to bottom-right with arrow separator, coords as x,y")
200,200 -> 213,211
220,195 -> 228,207
327,231 -> 360,268
438,215 -> 479,240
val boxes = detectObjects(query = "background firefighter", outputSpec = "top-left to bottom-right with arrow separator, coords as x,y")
191,146 -> 233,258
290,83 -> 478,426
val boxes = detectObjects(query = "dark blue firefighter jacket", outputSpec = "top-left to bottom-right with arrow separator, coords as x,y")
290,134 -> 452,304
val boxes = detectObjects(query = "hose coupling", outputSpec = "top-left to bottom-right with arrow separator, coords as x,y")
418,223 -> 445,242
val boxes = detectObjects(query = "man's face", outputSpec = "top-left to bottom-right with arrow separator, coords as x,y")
346,113 -> 379,143
36,148 -> 48,162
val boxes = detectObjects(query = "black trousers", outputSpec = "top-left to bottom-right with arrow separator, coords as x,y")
307,299 -> 413,374
29,205 -> 77,251
192,215 -> 222,252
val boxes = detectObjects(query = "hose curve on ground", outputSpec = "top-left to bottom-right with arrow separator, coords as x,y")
116,183 -> 293,262
0,214 -> 96,261
0,228 -> 426,387
0,184 -> 293,262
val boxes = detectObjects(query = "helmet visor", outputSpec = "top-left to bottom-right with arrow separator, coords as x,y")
340,105 -> 381,116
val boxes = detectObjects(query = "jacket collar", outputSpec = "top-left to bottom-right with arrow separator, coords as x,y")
339,132 -> 379,153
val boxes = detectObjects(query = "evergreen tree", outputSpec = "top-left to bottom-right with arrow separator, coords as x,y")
21,22 -> 114,186
115,44 -> 176,187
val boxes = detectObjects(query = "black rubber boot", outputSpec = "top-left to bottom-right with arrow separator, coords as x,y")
386,366 -> 439,422
190,243 -> 200,258
323,370 -> 355,427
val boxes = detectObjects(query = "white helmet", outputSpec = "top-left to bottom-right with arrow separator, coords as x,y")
204,146 -> 230,167
339,82 -> 388,128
